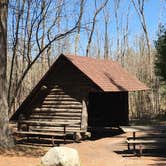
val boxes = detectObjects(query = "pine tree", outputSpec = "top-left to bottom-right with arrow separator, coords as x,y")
155,26 -> 166,81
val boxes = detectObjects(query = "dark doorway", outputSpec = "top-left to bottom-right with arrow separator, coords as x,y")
88,92 -> 128,127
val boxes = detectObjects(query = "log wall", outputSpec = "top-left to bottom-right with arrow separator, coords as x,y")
26,57 -> 100,133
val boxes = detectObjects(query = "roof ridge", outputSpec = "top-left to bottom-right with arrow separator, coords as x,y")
64,54 -> 115,63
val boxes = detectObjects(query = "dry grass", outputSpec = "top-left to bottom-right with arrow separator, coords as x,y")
0,144 -> 48,158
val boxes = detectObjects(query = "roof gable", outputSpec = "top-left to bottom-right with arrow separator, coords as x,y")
64,55 -> 148,91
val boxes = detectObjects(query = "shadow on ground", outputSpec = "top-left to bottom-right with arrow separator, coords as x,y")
114,144 -> 166,165
149,156 -> 166,166
89,127 -> 124,140
115,148 -> 166,157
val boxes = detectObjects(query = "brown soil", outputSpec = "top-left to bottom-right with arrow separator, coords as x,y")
0,132 -> 166,166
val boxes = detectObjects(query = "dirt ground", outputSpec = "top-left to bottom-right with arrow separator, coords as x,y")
0,132 -> 166,166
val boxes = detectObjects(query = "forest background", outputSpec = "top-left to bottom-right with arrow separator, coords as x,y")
4,0 -> 166,122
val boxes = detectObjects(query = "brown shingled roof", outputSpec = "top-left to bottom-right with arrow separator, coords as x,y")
65,55 -> 148,91
10,54 -> 148,121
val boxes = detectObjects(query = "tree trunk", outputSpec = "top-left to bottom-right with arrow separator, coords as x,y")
86,0 -> 108,57
0,0 -> 14,147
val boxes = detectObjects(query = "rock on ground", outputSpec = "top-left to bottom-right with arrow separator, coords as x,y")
41,147 -> 81,166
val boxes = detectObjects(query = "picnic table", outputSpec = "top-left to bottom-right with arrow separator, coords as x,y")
14,120 -> 82,145
120,125 -> 166,155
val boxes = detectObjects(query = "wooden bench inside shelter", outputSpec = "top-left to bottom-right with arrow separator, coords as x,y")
14,117 -> 84,145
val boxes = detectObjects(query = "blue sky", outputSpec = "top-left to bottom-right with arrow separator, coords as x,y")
78,0 -> 166,55
7,0 -> 166,56
130,0 -> 165,41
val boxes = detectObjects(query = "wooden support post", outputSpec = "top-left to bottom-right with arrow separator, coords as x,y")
52,136 -> 55,146
139,144 -> 143,156
128,142 -> 130,150
17,114 -> 25,131
64,125 -> 66,143
133,132 -> 136,151
17,121 -> 21,131
81,99 -> 88,131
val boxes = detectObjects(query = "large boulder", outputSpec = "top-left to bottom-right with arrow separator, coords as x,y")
41,147 -> 81,166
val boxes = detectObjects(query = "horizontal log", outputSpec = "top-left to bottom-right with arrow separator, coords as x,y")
31,113 -> 81,117
14,131 -> 66,137
40,105 -> 82,109
49,89 -> 65,92
32,111 -> 81,116
44,97 -> 78,101
42,101 -> 81,105
19,120 -> 80,127
31,129 -> 65,133
30,115 -> 81,120
29,125 -> 81,129
32,112 -> 81,117
46,94 -> 74,98
40,120 -> 81,124
50,89 -> 80,93
29,119 -> 81,123
34,108 -> 82,112
31,127 -> 81,133
48,91 -> 84,96
31,126 -> 81,132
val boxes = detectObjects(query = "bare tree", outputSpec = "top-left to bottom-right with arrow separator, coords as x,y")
74,0 -> 84,55
8,0 -> 85,113
131,0 -> 151,64
96,27 -> 102,59
86,0 -> 109,57
0,0 -> 14,147
130,0 -> 160,117
40,0 -> 46,73
114,0 -> 120,61
121,2 -> 131,66
8,0 -> 25,107
103,7 -> 110,59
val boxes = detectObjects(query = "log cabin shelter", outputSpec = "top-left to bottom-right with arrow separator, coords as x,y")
10,54 -> 148,136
